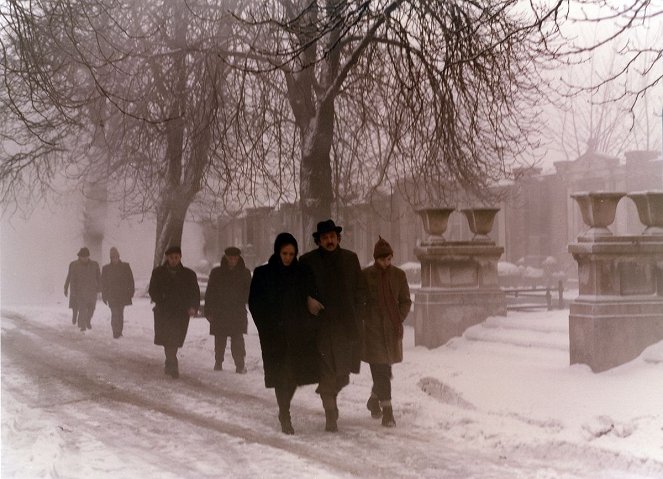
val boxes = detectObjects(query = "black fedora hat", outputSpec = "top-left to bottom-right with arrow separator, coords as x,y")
312,219 -> 342,239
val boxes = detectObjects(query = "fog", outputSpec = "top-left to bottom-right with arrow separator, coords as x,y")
0,193 -> 205,305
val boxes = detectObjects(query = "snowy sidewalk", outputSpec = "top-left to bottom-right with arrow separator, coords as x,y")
2,299 -> 663,478
402,308 -> 663,473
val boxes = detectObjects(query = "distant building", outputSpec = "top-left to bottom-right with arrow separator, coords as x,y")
210,150 -> 662,276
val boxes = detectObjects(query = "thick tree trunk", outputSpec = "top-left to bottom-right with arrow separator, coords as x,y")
82,177 -> 108,261
153,195 -> 190,267
299,100 -> 335,248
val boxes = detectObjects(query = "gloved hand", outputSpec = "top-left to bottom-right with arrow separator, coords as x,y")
307,296 -> 325,316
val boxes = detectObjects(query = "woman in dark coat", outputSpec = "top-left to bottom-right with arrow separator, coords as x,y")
204,247 -> 252,373
148,246 -> 200,379
249,233 -> 320,435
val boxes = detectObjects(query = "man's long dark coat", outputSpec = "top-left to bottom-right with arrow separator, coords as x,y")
299,246 -> 367,376
148,263 -> 200,348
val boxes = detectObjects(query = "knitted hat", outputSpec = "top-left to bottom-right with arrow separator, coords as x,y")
224,246 -> 241,256
373,236 -> 393,259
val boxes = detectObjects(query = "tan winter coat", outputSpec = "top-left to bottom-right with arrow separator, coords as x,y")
362,264 -> 412,364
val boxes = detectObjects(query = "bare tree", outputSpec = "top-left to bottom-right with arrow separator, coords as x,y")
1,0 -> 264,266
233,1 -> 564,245
552,0 -> 662,110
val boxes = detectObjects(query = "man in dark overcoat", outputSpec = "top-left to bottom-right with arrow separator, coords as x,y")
64,247 -> 101,332
299,219 -> 367,432
101,247 -> 135,339
148,245 -> 200,379
204,246 -> 252,373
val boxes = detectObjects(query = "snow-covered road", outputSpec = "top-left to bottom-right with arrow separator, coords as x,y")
2,301 -> 662,478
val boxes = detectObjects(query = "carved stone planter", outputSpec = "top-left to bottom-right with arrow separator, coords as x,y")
461,208 -> 500,242
416,208 -> 454,244
571,191 -> 626,240
628,190 -> 663,236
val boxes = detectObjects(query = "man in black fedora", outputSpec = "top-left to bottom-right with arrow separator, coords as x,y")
300,219 -> 367,432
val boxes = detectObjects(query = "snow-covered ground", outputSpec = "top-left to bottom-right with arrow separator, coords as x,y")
2,297 -> 662,478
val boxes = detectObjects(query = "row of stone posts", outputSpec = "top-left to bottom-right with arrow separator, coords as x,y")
412,190 -> 663,373
568,191 -> 663,372
413,208 -> 506,348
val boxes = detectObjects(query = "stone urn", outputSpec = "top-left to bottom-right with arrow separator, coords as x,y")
627,190 -> 663,236
416,208 -> 454,243
571,191 -> 626,239
461,208 -> 500,242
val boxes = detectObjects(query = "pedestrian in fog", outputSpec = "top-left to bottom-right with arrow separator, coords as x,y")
300,219 -> 367,432
249,233 -> 321,435
101,247 -> 135,339
204,246 -> 251,373
64,247 -> 100,332
64,255 -> 80,326
362,237 -> 411,427
148,246 -> 200,379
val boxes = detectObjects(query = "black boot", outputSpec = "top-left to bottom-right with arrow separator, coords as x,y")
325,408 -> 339,432
381,405 -> 396,428
367,395 -> 382,419
279,411 -> 295,435
214,361 -> 223,371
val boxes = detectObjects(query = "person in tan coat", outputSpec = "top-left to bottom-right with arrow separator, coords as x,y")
362,237 -> 412,427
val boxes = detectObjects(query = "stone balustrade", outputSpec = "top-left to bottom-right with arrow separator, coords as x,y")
568,190 -> 663,372
413,208 -> 506,349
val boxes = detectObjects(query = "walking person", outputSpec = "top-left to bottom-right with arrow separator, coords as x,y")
249,233 -> 321,435
101,247 -> 135,339
64,256 -> 79,326
64,247 -> 101,332
204,246 -> 252,373
148,246 -> 200,379
362,237 -> 412,427
300,219 -> 367,432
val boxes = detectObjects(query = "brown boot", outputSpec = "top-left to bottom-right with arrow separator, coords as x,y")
366,395 -> 382,419
325,408 -> 339,432
321,395 -> 339,432
381,403 -> 396,428
279,411 -> 295,435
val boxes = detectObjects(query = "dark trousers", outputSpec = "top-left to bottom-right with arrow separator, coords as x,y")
77,302 -> 95,330
214,334 -> 245,368
369,363 -> 392,401
275,383 -> 296,416
71,307 -> 79,325
164,345 -> 178,367
316,355 -> 350,399
109,304 -> 125,337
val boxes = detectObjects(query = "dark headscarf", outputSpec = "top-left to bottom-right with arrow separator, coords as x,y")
273,232 -> 298,257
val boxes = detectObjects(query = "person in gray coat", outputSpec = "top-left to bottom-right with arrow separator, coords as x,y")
299,219 -> 367,432
101,247 -> 135,339
64,247 -> 101,332
204,246 -> 251,373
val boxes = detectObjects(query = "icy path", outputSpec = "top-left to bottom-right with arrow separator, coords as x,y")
2,301 -> 662,478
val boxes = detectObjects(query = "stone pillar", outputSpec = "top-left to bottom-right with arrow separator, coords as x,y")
413,208 -> 506,349
568,191 -> 663,372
